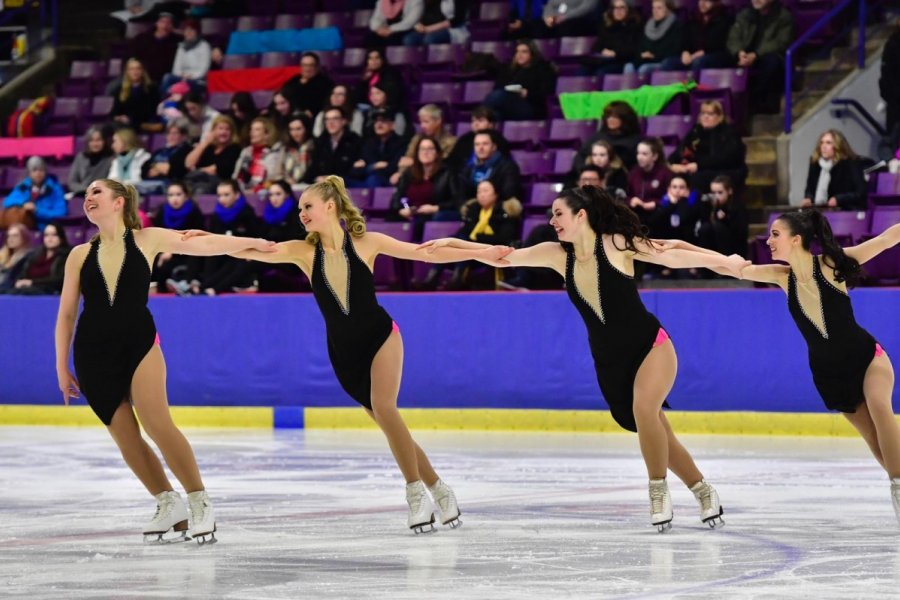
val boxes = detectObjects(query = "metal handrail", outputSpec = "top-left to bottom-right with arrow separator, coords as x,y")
784,0 -> 867,133
0,0 -> 59,61
830,97 -> 886,137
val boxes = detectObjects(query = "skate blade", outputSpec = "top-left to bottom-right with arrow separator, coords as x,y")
411,520 -> 437,535
654,520 -> 673,534
143,531 -> 190,545
444,517 -> 462,529
702,507 -> 725,529
193,532 -> 217,546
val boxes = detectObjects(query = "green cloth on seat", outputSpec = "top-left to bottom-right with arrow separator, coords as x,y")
559,81 -> 697,120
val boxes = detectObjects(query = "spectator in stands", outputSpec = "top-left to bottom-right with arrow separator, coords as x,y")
542,0 -> 599,37
662,0 -> 733,79
351,108 -> 407,188
233,117 -> 284,194
570,140 -> 629,193
150,181 -> 204,295
228,92 -> 258,146
627,137 -> 672,230
446,106 -> 511,170
313,85 -> 365,137
726,0 -> 794,113
393,104 -> 456,183
162,18 -> 210,93
801,129 -> 867,211
462,131 -> 523,202
576,101 -> 643,170
655,175 -> 701,243
354,48 -> 407,111
127,11 -> 182,83
880,21 -> 900,140
156,80 -> 189,125
108,128 -> 152,187
112,58 -> 161,132
0,221 -> 69,295
183,114 -> 242,193
507,0 -> 548,38
181,90 -> 220,139
577,165 -> 604,187
307,106 -> 364,183
362,82 -> 409,139
581,0 -> 642,76
404,0 -> 455,45
484,40 -> 557,121
194,179 -> 262,295
282,113 -> 315,192
0,224 -> 34,292
68,126 -> 114,198
257,180 -> 307,292
1,156 -> 67,231
139,117 -> 192,194
265,89 -> 298,133
669,99 -> 747,194
696,174 -> 748,257
626,0 -> 682,77
390,135 -> 464,239
366,0 -> 425,47
281,52 -> 335,119
422,179 -> 523,290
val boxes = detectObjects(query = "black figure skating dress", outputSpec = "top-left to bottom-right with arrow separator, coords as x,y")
565,236 -> 666,432
311,233 -> 394,410
787,255 -> 879,412
73,229 -> 157,425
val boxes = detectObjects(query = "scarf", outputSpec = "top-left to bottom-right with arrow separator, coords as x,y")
86,150 -> 110,167
214,194 -> 248,225
469,206 -> 495,241
814,157 -> 833,204
380,0 -> 406,20
264,199 -> 297,225
162,199 -> 196,230
469,150 -> 502,180
181,36 -> 202,51
115,150 -> 136,180
644,12 -> 676,41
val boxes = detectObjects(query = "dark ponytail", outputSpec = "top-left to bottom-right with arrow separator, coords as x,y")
777,209 -> 862,287
558,185 -> 649,253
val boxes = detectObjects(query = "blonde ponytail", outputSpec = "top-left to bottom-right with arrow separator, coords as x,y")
99,178 -> 143,230
304,175 -> 367,246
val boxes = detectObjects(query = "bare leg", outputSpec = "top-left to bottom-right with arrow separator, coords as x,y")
364,406 -> 439,486
843,402 -> 886,469
862,353 -> 900,478
130,345 -> 204,493
106,401 -> 172,495
368,330 -> 441,484
633,340 -> 704,485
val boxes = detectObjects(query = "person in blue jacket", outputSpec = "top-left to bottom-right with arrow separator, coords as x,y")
2,156 -> 67,230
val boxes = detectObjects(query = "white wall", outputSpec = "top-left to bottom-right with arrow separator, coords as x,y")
786,55 -> 885,205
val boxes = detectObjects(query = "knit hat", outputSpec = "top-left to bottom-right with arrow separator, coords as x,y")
169,81 -> 190,96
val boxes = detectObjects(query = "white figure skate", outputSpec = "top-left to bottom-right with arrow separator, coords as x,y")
649,478 -> 673,533
429,479 -> 461,529
406,480 -> 436,534
187,490 -> 217,545
690,479 -> 724,528
143,490 -> 189,544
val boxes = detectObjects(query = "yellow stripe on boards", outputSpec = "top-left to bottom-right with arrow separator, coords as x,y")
0,405 -> 273,428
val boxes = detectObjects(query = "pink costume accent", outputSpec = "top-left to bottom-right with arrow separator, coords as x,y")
652,328 -> 669,348
391,321 -> 400,334
875,343 -> 885,357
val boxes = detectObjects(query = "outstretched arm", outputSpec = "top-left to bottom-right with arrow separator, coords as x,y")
738,263 -> 790,287
652,238 -> 741,276
417,237 -> 493,252
843,223 -> 900,265
632,238 -> 748,277
229,240 -> 310,265
475,242 -> 566,273
369,232 -> 511,264
142,227 -> 275,257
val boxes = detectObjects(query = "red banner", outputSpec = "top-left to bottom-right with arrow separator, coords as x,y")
207,67 -> 299,94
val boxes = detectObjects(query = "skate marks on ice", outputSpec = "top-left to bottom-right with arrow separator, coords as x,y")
1,428 -> 900,599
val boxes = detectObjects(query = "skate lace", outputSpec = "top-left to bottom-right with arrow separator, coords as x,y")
408,490 -> 424,513
650,484 -> 667,514
695,484 -> 712,511
153,494 -> 173,522
434,486 -> 455,513
190,497 -> 209,524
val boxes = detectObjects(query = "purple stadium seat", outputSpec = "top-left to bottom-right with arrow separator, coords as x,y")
347,187 -> 371,209
502,121 -> 549,149
470,41 -> 514,63
413,220 -> 464,281
316,50 -> 343,74
426,44 -> 466,69
862,206 -> 900,284
547,119 -> 598,148
649,71 -> 691,86
261,52 -> 297,68
148,133 -> 167,152
63,224 -> 87,246
58,80 -> 93,98
313,12 -> 351,30
386,46 -> 426,69
553,148 -> 576,175
282,0 -> 317,12
644,115 -> 694,145
69,60 -> 104,80
556,76 -> 601,94
699,68 -> 748,93
478,2 -> 511,21
274,14 -> 312,30
454,121 -> 472,136
558,37 -> 595,63
522,215 -> 550,240
125,21 -> 152,38
417,82 -> 463,105
352,10 -> 374,29
341,47 -> 368,72
208,92 -> 232,112
871,173 -> 900,204
200,18 -> 235,38
222,55 -> 260,70
195,194 -> 219,215
370,187 -> 395,213
533,38 -> 560,61
603,73 -> 644,91
51,98 -> 88,120
512,150 -> 555,178
823,210 -> 869,245
530,182 -> 564,207
252,90 -> 273,108
237,15 -> 274,31
107,58 -> 123,79
462,80 -> 495,106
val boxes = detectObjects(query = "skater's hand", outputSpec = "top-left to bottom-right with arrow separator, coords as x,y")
650,239 -> 679,252
58,369 -> 80,405
416,238 -> 453,254
478,245 -> 514,265
724,254 -> 751,278
252,238 -> 278,252
179,229 -> 209,241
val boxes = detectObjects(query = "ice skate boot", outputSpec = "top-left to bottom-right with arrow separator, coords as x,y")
143,490 -> 189,544
892,478 -> 900,526
187,490 -> 217,545
406,480 -> 436,534
690,479 -> 724,528
428,479 -> 461,528
649,478 -> 673,533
